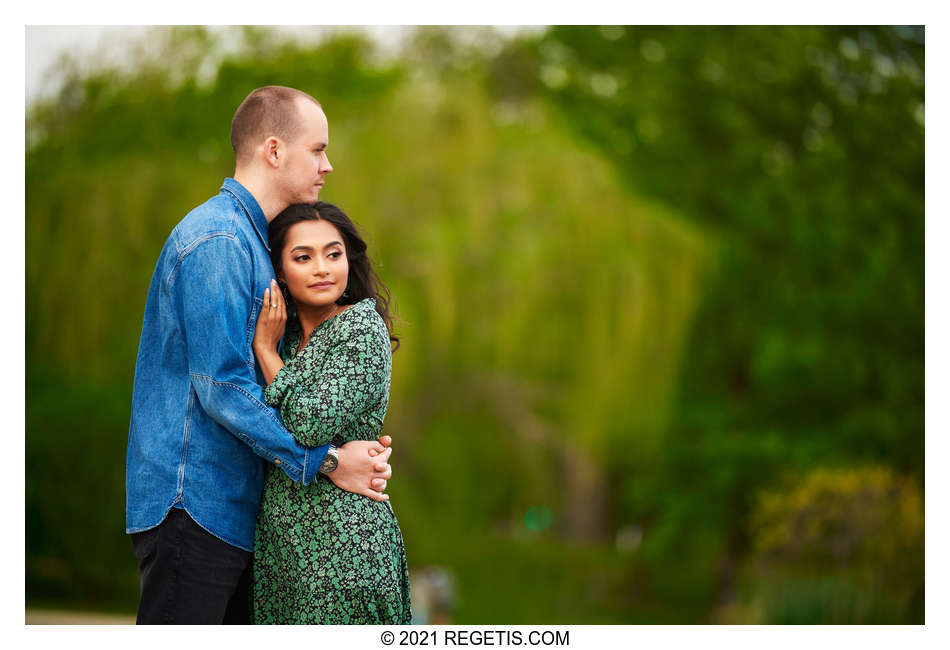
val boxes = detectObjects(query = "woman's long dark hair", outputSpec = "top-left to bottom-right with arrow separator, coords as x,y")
269,201 -> 399,351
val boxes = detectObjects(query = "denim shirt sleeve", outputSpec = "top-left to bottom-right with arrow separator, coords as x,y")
171,234 -> 326,485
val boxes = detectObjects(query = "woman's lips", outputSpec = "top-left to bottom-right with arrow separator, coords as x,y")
308,282 -> 333,289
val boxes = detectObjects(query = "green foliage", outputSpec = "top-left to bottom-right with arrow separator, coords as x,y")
26,364 -> 139,606
486,25 -> 924,620
743,466 -> 923,623
25,26 -> 923,622
512,25 -> 924,461
751,466 -> 923,565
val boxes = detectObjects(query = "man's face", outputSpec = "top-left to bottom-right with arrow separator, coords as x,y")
279,99 -> 333,205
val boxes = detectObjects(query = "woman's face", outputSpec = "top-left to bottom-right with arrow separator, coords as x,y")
279,219 -> 349,310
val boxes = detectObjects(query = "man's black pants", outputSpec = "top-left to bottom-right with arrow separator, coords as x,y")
130,507 -> 253,624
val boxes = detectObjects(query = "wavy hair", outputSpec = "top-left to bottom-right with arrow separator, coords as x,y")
268,201 -> 399,351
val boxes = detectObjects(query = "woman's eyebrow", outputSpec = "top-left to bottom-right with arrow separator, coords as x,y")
289,245 -> 314,253
322,241 -> 343,250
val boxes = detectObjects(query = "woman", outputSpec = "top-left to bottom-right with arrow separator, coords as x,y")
250,201 -> 410,624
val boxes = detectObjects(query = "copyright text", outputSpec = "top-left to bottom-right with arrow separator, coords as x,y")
381,630 -> 570,647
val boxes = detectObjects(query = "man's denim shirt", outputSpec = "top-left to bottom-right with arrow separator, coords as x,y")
126,178 -> 327,551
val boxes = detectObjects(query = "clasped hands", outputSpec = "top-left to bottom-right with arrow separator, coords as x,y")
328,434 -> 393,502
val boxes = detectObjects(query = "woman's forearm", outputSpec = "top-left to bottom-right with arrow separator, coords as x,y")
254,346 -> 285,386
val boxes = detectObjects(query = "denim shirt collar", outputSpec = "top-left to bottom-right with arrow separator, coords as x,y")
220,177 -> 270,252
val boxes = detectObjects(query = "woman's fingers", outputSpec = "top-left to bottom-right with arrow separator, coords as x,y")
269,279 -> 287,323
275,282 -> 286,320
253,282 -> 287,353
260,282 -> 285,322
259,287 -> 271,324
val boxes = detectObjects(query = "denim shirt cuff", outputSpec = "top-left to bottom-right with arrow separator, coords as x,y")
303,444 -> 330,485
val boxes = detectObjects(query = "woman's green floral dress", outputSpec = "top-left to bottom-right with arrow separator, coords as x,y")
252,298 -> 411,624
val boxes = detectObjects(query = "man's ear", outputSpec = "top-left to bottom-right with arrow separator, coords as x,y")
264,137 -> 281,167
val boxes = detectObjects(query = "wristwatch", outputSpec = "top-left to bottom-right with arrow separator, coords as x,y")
319,445 -> 339,475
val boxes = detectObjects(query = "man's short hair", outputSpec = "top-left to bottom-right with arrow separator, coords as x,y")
230,86 -> 321,164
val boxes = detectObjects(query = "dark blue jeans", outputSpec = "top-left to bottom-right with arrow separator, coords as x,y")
131,507 -> 252,624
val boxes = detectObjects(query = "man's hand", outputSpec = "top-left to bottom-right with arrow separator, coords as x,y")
328,436 -> 393,502
367,435 -> 392,491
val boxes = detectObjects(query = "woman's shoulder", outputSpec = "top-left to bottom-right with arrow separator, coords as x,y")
337,297 -> 379,322
333,298 -> 387,339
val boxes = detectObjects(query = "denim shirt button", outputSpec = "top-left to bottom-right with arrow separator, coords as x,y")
274,459 -> 282,465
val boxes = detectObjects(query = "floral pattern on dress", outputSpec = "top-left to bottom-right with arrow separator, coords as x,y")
252,298 -> 410,624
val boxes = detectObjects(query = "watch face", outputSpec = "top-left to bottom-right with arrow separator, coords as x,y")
321,452 -> 338,474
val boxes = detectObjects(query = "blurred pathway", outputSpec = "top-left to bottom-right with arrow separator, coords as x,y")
25,609 -> 136,625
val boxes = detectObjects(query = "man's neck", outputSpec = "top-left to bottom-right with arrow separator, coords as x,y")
233,169 -> 287,223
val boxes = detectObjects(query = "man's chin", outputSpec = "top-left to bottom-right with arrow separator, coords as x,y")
296,188 -> 322,205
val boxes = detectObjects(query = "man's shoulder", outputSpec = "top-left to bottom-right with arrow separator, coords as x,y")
172,192 -> 242,252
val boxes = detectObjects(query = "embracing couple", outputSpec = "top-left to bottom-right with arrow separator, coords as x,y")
125,86 -> 410,624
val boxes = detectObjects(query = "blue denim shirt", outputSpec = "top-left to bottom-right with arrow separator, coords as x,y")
126,178 -> 327,551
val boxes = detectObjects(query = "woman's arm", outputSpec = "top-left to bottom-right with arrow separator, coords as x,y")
263,311 -> 392,448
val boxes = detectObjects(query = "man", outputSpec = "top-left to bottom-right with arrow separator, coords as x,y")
126,86 -> 393,624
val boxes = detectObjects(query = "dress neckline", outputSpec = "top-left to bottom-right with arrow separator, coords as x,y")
287,298 -> 375,359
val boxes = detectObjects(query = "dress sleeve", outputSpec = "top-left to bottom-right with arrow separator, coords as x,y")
262,310 -> 391,448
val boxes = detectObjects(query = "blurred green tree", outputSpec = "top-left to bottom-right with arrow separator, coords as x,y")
482,25 -> 924,618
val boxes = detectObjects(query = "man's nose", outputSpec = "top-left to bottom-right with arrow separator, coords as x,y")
322,154 -> 333,174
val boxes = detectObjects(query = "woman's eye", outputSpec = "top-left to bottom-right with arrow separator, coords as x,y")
294,255 -> 310,262
329,251 -> 342,259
